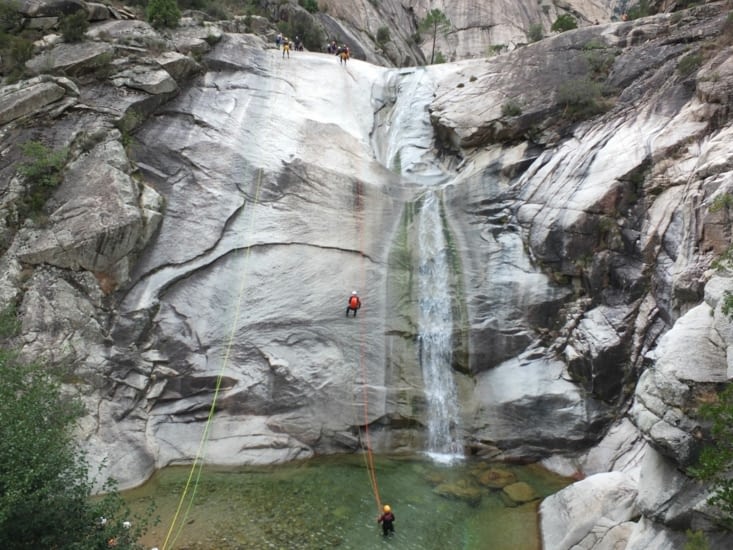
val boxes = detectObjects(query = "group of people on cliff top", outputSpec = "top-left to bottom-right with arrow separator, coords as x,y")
327,40 -> 351,64
274,33 -> 350,63
275,33 -> 304,57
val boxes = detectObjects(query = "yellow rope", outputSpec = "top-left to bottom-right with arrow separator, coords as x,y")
161,167 -> 264,550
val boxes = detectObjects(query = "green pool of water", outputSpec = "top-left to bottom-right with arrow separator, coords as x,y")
123,454 -> 571,550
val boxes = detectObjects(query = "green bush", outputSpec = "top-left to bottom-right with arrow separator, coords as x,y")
146,0 -> 181,29
377,25 -> 390,45
556,78 -> 607,120
17,141 -> 67,217
678,51 -> 703,77
0,30 -> 33,81
0,0 -> 21,33
277,11 -> 325,52
583,40 -> 617,79
627,0 -> 652,20
527,23 -> 543,43
0,306 -> 20,341
501,100 -> 522,117
0,351 -> 155,549
59,10 -> 89,43
551,14 -> 577,33
298,0 -> 318,13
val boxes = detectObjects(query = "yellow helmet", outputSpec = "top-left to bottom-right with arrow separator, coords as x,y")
383,504 -> 391,512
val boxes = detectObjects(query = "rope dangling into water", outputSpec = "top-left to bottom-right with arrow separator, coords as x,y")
351,178 -> 383,515
160,167 -> 264,550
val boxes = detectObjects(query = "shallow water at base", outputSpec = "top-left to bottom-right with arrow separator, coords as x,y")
123,455 -> 572,550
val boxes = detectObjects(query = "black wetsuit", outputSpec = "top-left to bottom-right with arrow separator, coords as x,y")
378,511 -> 395,536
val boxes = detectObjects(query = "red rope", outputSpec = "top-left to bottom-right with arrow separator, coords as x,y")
354,180 -> 382,514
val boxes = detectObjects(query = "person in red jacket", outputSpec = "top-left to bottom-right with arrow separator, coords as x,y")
377,504 -> 395,536
346,291 -> 361,317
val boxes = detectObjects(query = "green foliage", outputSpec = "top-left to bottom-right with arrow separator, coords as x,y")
0,351 -> 154,549
684,530 -> 711,550
710,193 -> 733,213
17,141 -> 67,217
0,31 -> 33,82
627,0 -> 652,20
59,10 -> 89,43
0,305 -> 20,341
277,11 -> 325,52
298,0 -> 318,13
678,51 -> 703,77
691,383 -> 733,521
434,50 -> 446,64
556,78 -> 607,120
527,23 -> 544,43
376,25 -> 390,45
551,14 -> 577,33
146,0 -> 181,29
419,8 -> 451,64
583,39 -> 617,79
0,0 -> 21,33
502,99 -> 522,117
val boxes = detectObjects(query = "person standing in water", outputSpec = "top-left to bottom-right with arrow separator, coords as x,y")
377,504 -> 395,536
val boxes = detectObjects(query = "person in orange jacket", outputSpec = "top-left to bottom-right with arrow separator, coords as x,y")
346,291 -> 361,317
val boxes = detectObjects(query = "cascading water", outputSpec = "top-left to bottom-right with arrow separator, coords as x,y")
375,66 -> 464,461
417,190 -> 463,461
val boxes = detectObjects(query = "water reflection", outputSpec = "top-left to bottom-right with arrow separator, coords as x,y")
123,454 -> 571,550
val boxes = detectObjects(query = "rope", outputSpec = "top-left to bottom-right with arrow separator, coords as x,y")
352,177 -> 383,515
160,167 -> 265,550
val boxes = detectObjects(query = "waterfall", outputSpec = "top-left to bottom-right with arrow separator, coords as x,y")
375,67 -> 464,461
417,190 -> 463,462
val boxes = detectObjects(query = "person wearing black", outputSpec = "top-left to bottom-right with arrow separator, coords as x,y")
377,504 -> 395,536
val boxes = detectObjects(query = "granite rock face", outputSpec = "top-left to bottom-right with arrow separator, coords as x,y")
4,2 -> 733,548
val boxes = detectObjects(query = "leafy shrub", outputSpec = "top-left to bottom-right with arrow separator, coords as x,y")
146,0 -> 181,29
0,0 -> 21,33
551,14 -> 577,33
0,305 -> 19,341
377,25 -> 390,45
527,23 -> 543,43
678,51 -> 703,76
709,193 -> 733,214
59,10 -> 89,43
0,33 -> 33,81
583,40 -> 617,79
627,0 -> 652,20
501,100 -> 522,117
277,11 -> 325,52
298,0 -> 318,13
0,351 -> 156,548
556,78 -> 607,120
434,50 -> 446,64
691,383 -> 733,521
17,141 -> 67,217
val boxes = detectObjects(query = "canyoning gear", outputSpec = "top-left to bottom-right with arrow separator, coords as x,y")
377,508 -> 395,536
347,292 -> 361,316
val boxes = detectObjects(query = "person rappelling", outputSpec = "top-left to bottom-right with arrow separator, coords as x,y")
346,290 -> 361,317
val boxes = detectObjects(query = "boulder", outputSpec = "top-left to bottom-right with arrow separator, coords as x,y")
540,472 -> 638,550
503,481 -> 538,504
0,76 -> 68,125
25,42 -> 114,77
18,0 -> 86,17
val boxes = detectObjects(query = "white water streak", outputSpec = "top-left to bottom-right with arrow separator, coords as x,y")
417,191 -> 462,459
